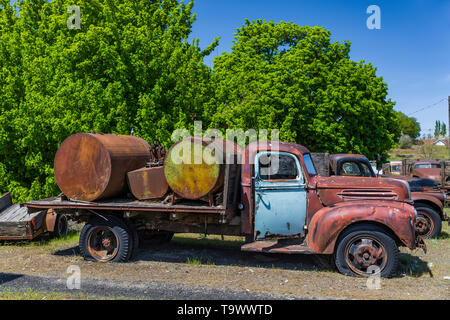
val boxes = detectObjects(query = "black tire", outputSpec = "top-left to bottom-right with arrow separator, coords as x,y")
51,214 -> 69,238
124,219 -> 139,259
334,224 -> 399,278
414,205 -> 442,239
79,215 -> 132,262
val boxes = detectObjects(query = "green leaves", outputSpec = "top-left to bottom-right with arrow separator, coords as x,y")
207,20 -> 399,162
396,111 -> 421,140
0,10 -> 400,203
0,0 -> 216,202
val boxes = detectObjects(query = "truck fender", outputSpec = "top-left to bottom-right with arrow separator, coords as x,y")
45,209 -> 57,232
412,194 -> 443,212
307,202 -> 416,254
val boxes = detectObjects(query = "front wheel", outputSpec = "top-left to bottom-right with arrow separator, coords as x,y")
334,224 -> 398,278
414,205 -> 442,238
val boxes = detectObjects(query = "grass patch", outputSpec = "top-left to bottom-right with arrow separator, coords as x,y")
389,145 -> 449,161
0,230 -> 80,250
26,231 -> 80,247
186,256 -> 217,267
0,288 -> 107,300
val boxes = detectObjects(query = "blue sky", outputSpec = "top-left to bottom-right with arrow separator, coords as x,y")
189,0 -> 450,137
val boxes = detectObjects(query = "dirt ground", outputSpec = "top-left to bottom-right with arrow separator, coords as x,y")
0,217 -> 449,300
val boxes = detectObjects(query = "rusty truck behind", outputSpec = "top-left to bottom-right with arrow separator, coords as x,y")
15,135 -> 425,278
311,153 -> 448,238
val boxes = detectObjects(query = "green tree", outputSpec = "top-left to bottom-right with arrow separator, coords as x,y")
0,0 -> 217,202
434,121 -> 442,138
398,134 -> 413,149
395,111 -> 421,140
440,122 -> 446,137
206,20 -> 399,160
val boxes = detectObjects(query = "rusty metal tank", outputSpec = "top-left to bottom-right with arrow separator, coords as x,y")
164,137 -> 240,200
127,166 -> 169,200
54,133 -> 151,201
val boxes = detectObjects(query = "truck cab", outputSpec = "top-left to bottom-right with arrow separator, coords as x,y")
240,142 -> 423,277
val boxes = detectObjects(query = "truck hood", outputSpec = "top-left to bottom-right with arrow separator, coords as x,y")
311,175 -> 411,206
412,168 -> 441,182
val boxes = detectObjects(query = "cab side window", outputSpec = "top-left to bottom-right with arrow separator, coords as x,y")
341,162 -> 362,176
259,153 -> 299,180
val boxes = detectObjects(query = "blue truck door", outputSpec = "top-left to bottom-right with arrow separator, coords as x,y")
253,151 -> 307,240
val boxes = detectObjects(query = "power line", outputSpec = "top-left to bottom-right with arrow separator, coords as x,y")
407,97 -> 448,116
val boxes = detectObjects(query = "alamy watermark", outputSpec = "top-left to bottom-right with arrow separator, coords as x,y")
366,265 -> 382,290
366,5 -> 381,30
66,265 -> 81,290
170,121 -> 280,166
67,5 -> 81,30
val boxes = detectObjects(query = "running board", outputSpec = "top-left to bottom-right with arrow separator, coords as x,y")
241,240 -> 315,254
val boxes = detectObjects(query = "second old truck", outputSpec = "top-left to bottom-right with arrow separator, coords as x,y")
311,153 -> 449,238
23,136 -> 426,278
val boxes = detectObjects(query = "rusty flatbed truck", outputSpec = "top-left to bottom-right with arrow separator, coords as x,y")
311,153 -> 449,238
24,141 -> 424,277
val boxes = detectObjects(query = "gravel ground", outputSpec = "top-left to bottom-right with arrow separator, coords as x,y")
0,221 -> 448,300
0,273 -> 296,300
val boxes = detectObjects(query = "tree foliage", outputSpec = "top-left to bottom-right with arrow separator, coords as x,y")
206,19 -> 399,161
398,134 -> 413,149
0,10 -> 403,202
396,111 -> 420,140
434,120 -> 446,138
0,0 -> 217,202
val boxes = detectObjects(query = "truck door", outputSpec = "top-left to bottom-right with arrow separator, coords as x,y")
253,151 -> 307,240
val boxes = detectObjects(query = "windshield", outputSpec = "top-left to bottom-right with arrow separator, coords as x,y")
414,163 -> 441,169
303,154 -> 317,175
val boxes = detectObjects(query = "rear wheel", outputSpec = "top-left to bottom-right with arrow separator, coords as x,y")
334,224 -> 398,278
79,215 -> 132,262
414,205 -> 442,238
51,214 -> 69,238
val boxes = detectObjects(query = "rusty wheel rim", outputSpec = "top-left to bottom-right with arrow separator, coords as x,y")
345,235 -> 387,276
87,226 -> 119,262
415,211 -> 434,237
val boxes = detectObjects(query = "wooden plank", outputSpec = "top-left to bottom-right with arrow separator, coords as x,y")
311,153 -> 330,177
0,193 -> 12,212
0,221 -> 28,238
0,204 -> 41,222
0,204 -> 25,222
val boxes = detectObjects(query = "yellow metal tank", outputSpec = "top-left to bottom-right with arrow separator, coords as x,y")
164,137 -> 240,200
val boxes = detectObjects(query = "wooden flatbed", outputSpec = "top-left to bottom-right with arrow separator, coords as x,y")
0,193 -> 47,240
25,196 -> 232,215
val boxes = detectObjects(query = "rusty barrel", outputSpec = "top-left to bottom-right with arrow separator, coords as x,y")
54,133 -> 151,201
164,137 -> 240,200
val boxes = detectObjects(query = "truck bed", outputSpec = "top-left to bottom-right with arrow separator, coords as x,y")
25,196 -> 231,215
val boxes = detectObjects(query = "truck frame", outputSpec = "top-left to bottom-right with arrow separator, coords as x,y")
18,141 -> 424,277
